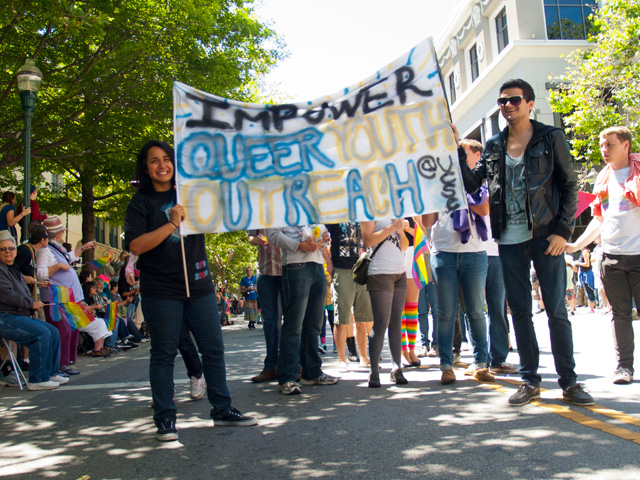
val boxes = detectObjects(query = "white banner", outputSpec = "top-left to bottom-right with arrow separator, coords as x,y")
173,36 -> 466,234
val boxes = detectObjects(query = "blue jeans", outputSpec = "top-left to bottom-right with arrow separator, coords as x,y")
418,282 -> 438,348
431,251 -> 489,370
179,322 -> 202,379
0,312 -> 61,383
257,275 -> 283,371
486,255 -> 510,366
141,293 -> 231,424
278,262 -> 326,384
499,237 -> 577,389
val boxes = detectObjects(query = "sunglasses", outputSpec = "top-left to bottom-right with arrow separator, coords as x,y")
497,95 -> 527,107
0,246 -> 16,252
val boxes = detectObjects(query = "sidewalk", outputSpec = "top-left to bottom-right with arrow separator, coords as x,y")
1,307 -> 639,480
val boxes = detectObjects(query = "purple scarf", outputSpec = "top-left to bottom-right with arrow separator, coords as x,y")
452,185 -> 489,244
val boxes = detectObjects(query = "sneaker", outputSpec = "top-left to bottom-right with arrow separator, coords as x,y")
508,383 -> 540,406
427,345 -> 439,357
126,342 -> 139,349
300,373 -> 339,386
139,338 -> 150,343
473,368 -> 495,382
368,371 -> 381,388
318,344 -> 327,354
440,369 -> 456,385
156,417 -> 178,442
61,367 -> 80,375
50,375 -> 70,385
464,363 -> 479,376
416,346 -> 428,358
0,371 -> 20,387
562,384 -> 594,406
348,354 -> 359,363
453,353 -> 462,365
189,375 -> 206,400
390,368 -> 408,385
613,366 -> 633,385
279,381 -> 302,395
213,407 -> 258,426
251,369 -> 277,383
27,380 -> 60,391
338,361 -> 350,373
490,362 -> 519,374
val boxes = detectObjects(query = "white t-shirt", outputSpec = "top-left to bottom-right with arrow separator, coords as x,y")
431,211 -> 486,254
600,167 -> 640,255
368,220 -> 405,275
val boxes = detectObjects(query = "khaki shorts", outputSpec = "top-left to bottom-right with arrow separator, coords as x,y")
333,268 -> 373,325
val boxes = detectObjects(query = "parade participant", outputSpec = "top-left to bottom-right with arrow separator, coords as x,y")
247,229 -> 283,383
240,266 -> 258,330
361,219 -> 408,387
457,79 -> 593,406
267,224 -> 339,395
125,140 -> 256,442
567,126 -> 640,385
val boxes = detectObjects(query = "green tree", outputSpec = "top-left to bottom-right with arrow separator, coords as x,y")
205,231 -> 256,291
549,0 -> 640,172
0,0 -> 284,257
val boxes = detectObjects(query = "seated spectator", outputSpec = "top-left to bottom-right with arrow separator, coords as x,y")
110,280 -> 147,343
0,230 -> 68,390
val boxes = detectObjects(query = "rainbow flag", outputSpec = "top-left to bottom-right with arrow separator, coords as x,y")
48,285 -> 75,322
85,255 -> 111,271
59,302 -> 95,330
412,223 -> 430,290
104,302 -> 117,331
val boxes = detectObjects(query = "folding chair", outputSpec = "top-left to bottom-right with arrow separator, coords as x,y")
0,338 -> 29,390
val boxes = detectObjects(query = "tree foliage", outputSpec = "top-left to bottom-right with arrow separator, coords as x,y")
549,0 -> 640,172
0,0 -> 284,255
205,231 -> 256,292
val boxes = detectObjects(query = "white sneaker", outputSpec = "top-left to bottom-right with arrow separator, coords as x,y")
27,380 -> 59,391
300,373 -> 340,386
453,353 -> 462,365
190,375 -> 206,400
338,361 -> 350,373
50,375 -> 70,384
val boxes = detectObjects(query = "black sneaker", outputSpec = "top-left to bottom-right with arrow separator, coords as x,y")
156,417 -> 178,442
508,383 -> 541,407
213,407 -> 257,427
391,368 -> 408,385
562,384 -> 594,406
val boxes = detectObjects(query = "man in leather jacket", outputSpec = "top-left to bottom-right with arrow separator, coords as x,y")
457,79 -> 594,407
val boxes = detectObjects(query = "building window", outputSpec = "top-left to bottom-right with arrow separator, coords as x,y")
544,0 -> 596,40
96,218 -> 105,244
495,7 -> 509,53
448,72 -> 457,105
469,44 -> 479,82
109,226 -> 119,249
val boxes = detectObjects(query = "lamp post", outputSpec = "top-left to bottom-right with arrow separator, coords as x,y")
16,58 -> 43,242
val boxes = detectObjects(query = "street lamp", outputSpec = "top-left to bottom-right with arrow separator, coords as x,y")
16,58 -> 43,242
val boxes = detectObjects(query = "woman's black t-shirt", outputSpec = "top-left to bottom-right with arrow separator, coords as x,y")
124,189 -> 214,300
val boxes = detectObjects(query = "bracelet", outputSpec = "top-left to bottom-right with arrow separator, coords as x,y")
169,220 -> 179,229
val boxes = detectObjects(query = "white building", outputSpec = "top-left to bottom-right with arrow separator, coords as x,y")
436,0 -> 596,142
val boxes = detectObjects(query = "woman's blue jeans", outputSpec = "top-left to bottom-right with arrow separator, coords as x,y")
141,293 -> 231,425
499,237 -> 577,389
0,312 -> 61,383
278,262 -> 326,384
431,251 -> 489,370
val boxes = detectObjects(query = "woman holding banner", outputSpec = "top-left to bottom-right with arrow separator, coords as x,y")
361,218 -> 408,387
124,140 -> 256,442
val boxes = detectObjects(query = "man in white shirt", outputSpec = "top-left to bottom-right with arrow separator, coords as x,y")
567,126 -> 640,385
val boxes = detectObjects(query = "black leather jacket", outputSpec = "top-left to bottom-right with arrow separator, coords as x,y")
459,120 -> 577,241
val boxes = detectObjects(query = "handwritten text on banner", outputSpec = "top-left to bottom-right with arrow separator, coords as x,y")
173,36 -> 466,234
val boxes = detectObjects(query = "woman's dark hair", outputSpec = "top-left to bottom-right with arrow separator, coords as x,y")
136,140 -> 175,194
2,191 -> 15,203
82,281 -> 96,303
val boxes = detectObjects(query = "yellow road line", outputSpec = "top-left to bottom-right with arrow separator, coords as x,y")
483,377 -> 640,445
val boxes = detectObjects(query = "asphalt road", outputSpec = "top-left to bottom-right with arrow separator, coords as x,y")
1,307 -> 639,480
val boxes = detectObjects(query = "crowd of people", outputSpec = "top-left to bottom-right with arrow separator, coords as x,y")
3,77 -> 640,443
